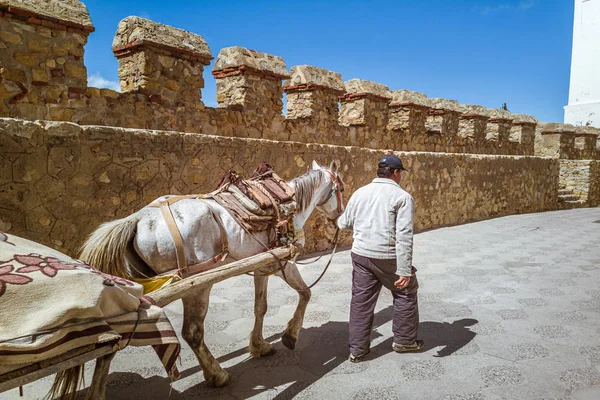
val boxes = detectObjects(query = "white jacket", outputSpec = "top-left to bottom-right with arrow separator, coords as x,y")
337,178 -> 414,276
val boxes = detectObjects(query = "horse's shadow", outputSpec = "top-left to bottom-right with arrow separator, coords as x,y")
79,307 -> 478,400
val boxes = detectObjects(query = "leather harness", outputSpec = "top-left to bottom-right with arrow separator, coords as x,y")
149,192 -> 229,277
147,169 -> 344,279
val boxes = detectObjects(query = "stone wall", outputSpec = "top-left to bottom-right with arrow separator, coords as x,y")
558,160 -> 600,207
0,118 -> 558,257
0,0 -> 597,260
0,1 -> 93,120
3,1 -> 597,159
535,123 -> 599,160
560,161 -> 593,201
590,162 -> 600,207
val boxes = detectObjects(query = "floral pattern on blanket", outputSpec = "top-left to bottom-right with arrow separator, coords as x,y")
0,265 -> 32,297
0,233 -> 136,297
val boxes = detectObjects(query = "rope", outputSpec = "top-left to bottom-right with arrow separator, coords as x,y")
118,308 -> 142,351
298,227 -> 340,291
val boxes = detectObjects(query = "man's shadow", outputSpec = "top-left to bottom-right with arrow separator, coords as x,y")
370,306 -> 478,358
79,307 -> 477,400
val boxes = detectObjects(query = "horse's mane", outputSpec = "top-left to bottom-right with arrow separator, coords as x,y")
289,170 -> 326,213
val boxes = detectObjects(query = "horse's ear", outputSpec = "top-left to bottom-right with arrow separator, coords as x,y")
312,160 -> 321,170
329,160 -> 339,174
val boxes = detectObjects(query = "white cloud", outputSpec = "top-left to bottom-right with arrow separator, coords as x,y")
88,72 -> 120,92
519,0 -> 536,9
479,0 -> 536,15
481,4 -> 510,15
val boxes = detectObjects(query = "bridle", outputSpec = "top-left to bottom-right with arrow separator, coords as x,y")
317,169 -> 344,215
248,167 -> 345,291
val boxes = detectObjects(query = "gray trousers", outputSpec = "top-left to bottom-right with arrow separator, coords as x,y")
349,252 -> 419,356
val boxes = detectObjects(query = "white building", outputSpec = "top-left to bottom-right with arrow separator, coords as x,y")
564,0 -> 600,127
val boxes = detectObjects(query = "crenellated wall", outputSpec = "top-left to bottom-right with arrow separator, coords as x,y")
2,2 -> 597,158
0,0 -> 598,256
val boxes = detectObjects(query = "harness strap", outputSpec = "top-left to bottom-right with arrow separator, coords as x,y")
184,199 -> 229,276
159,199 -> 188,274
156,197 -> 229,278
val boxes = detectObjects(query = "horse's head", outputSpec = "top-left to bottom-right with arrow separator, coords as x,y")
312,160 -> 345,221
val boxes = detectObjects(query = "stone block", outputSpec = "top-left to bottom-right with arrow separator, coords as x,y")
64,61 -> 87,81
343,79 -> 391,100
112,16 -> 212,63
15,52 -> 40,67
390,90 -> 429,107
486,108 -> 513,121
284,65 -> 343,121
112,17 -> 211,102
428,98 -> 460,112
0,0 -> 93,29
213,46 -> 288,78
0,30 -> 21,45
47,107 -> 75,121
284,65 -> 344,92
459,104 -> 489,117
32,68 -> 49,82
1,68 -> 27,83
512,113 -> 537,125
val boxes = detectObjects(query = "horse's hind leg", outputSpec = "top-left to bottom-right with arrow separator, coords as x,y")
249,274 -> 276,358
275,263 -> 311,350
182,287 -> 231,387
85,352 -> 116,400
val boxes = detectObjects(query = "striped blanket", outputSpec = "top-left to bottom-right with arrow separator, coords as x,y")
0,232 -> 180,379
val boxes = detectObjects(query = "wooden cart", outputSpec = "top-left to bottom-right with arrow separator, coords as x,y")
0,245 -> 296,395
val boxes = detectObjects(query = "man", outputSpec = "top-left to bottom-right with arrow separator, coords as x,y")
337,155 -> 423,362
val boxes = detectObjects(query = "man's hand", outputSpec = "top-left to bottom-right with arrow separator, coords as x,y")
394,275 -> 411,289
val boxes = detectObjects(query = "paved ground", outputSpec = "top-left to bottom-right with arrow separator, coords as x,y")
3,208 -> 600,400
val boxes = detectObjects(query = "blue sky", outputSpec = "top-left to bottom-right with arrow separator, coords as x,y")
83,0 -> 574,123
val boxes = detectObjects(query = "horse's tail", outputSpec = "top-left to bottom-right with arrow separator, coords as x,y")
79,213 -> 140,279
47,364 -> 84,400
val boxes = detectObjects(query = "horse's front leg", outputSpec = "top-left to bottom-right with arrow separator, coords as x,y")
182,287 -> 231,387
276,263 -> 311,350
249,273 -> 277,357
85,352 -> 116,400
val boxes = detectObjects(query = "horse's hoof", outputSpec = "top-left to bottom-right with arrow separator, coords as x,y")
250,345 -> 277,358
281,334 -> 296,350
207,370 -> 231,387
262,347 -> 277,357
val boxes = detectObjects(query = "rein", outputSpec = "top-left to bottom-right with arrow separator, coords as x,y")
296,227 -> 340,290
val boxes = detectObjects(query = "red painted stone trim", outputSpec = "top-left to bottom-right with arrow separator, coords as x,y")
283,83 -> 345,95
512,122 -> 537,127
428,109 -> 452,115
460,113 -> 489,120
339,92 -> 391,102
540,130 -> 596,136
212,65 -> 288,81
489,118 -> 514,123
389,101 -> 430,110
112,40 -> 213,65
0,5 -> 95,35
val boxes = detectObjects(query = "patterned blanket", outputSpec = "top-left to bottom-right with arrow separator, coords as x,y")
0,232 -> 180,379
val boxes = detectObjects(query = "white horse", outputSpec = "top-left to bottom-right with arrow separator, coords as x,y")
77,160 -> 345,394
